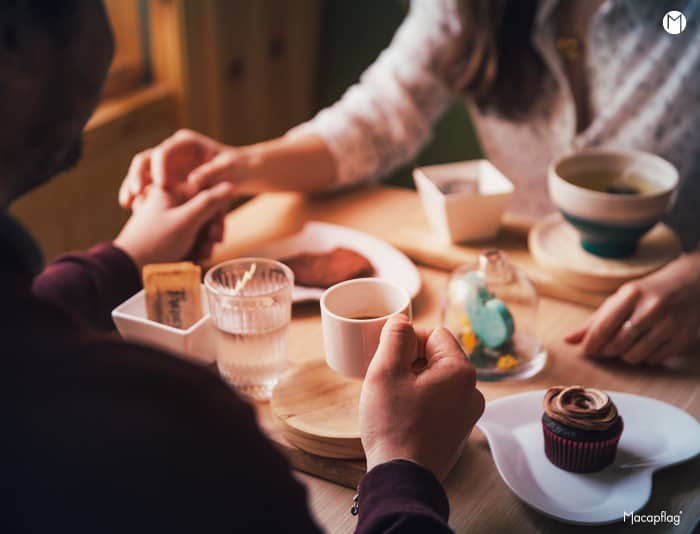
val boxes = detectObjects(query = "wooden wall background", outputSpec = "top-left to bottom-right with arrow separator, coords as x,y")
167,0 -> 322,144
11,0 -> 321,262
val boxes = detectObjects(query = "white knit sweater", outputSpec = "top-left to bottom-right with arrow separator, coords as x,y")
291,0 -> 700,250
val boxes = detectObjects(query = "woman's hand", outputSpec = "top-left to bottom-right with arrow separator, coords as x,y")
118,129 -> 249,209
565,251 -> 700,365
119,130 -> 336,207
114,182 -> 236,268
360,316 -> 485,481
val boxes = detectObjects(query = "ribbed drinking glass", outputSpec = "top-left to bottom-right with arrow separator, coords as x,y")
205,258 -> 294,400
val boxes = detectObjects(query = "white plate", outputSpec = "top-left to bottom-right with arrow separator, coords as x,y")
476,390 -> 700,525
246,222 -> 421,302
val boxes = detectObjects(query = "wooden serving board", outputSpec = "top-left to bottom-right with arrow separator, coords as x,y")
209,186 -> 611,307
256,399 -> 366,489
529,214 -> 681,292
271,360 -> 364,460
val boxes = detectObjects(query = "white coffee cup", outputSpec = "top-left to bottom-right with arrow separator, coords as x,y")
320,277 -> 412,378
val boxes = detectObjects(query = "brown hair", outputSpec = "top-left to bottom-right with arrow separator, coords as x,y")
450,0 -> 547,120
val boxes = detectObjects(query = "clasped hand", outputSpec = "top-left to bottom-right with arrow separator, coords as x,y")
115,129 -> 242,267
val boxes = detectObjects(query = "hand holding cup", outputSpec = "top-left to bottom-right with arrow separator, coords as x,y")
359,316 -> 485,481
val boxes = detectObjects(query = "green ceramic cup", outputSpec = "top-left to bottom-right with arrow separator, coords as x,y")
548,148 -> 678,258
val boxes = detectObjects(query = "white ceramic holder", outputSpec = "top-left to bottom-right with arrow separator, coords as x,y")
414,160 -> 513,244
112,284 -> 216,365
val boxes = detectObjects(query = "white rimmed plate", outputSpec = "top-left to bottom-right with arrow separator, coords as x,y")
476,390 -> 700,525
245,221 -> 421,302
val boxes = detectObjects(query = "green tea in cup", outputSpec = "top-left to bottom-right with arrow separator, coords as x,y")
565,170 -> 657,196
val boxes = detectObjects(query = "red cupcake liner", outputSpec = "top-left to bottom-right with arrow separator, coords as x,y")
542,418 -> 623,473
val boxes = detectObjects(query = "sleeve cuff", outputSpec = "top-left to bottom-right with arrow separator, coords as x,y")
93,241 -> 142,296
33,241 -> 142,331
358,459 -> 449,523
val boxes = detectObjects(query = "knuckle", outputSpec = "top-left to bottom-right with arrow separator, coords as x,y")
644,294 -> 666,317
174,128 -> 195,139
650,351 -> 671,365
190,169 -> 206,184
449,358 -> 474,382
386,314 -> 412,330
618,283 -> 641,301
600,344 -> 617,357
434,326 -> 452,337
434,326 -> 461,348
622,350 -> 644,365
132,153 -> 149,170
202,190 -> 218,205
129,153 -> 145,171
381,317 -> 414,343
620,354 -> 635,365
216,150 -> 237,166
587,321 -> 603,338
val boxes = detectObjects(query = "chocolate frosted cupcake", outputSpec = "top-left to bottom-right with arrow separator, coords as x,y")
542,386 -> 623,473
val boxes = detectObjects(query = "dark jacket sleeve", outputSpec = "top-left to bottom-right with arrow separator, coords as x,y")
32,242 -> 141,330
8,325 -> 325,533
356,460 -> 453,533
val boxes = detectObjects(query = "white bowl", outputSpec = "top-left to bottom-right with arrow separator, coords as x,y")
111,285 -> 216,365
548,148 -> 678,258
413,160 -> 513,243
549,148 -> 678,224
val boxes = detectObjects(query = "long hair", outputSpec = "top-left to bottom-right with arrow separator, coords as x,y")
449,0 -> 547,120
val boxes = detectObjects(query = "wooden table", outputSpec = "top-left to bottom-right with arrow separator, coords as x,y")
212,186 -> 700,534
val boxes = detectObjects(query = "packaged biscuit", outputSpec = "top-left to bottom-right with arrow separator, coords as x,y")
142,262 -> 203,329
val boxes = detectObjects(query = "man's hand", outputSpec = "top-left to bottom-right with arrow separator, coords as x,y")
359,316 -> 485,481
118,129 -> 248,209
565,251 -> 700,365
114,182 -> 235,268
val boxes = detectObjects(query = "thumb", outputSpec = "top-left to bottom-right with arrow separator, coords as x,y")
367,315 -> 419,377
174,181 -> 236,229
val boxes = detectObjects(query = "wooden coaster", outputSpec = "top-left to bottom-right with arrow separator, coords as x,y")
271,360 -> 364,459
529,213 -> 681,293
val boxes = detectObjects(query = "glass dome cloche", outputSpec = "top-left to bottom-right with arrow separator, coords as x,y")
442,249 -> 546,380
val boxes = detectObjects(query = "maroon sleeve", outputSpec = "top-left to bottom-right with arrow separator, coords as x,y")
32,242 -> 141,330
8,320 -> 325,533
356,460 -> 452,533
